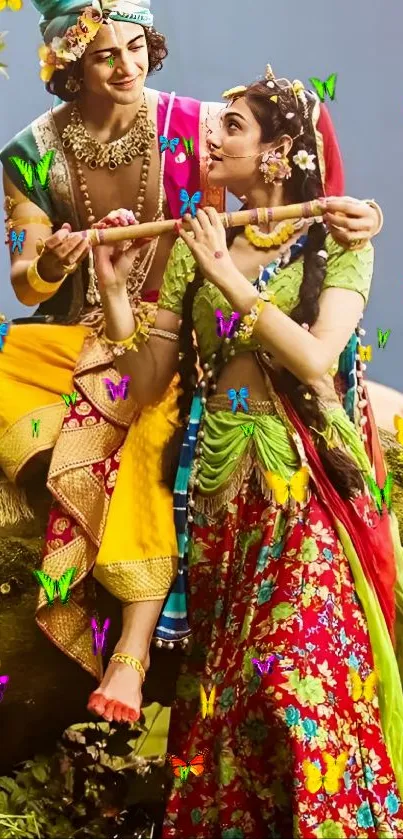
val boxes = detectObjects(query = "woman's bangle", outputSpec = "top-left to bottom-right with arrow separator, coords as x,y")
101,307 -> 157,357
26,255 -> 66,295
364,199 -> 383,236
149,327 -> 179,342
238,297 -> 266,342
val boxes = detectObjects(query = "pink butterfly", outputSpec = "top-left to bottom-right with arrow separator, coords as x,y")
252,654 -> 279,675
90,617 -> 110,656
103,375 -> 130,402
0,675 -> 9,702
215,309 -> 240,339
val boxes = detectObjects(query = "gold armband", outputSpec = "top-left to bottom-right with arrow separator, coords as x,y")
26,255 -> 66,295
11,215 -> 52,228
364,199 -> 383,236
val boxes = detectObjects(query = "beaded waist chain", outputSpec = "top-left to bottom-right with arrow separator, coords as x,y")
206,393 -> 277,415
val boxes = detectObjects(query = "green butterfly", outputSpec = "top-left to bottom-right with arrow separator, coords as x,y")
309,73 -> 337,103
366,472 -> 393,514
9,149 -> 56,193
32,566 -> 77,606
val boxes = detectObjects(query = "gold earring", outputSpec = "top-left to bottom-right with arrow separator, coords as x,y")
66,76 -> 81,94
259,150 -> 292,184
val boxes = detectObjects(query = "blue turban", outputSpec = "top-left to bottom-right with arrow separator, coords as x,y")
30,0 -> 153,44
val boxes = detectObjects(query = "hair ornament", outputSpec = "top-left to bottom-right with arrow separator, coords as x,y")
292,150 -> 316,172
222,85 -> 247,99
269,95 -> 278,103
265,64 -> 276,81
285,112 -> 295,119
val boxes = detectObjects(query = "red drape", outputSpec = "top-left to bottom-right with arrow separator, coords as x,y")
317,104 -> 345,197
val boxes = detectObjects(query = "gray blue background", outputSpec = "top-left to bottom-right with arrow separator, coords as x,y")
0,0 -> 401,388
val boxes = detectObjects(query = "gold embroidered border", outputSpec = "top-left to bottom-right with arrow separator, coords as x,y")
36,533 -> 100,678
0,401 -> 66,481
93,555 -> 178,602
312,98 -> 326,192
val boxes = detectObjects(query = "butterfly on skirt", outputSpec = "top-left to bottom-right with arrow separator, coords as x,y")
0,675 -> 9,702
200,685 -> 216,719
349,668 -> 377,703
32,567 -> 77,606
252,654 -> 279,676
302,751 -> 348,795
103,376 -> 130,402
167,751 -> 206,782
265,466 -> 309,506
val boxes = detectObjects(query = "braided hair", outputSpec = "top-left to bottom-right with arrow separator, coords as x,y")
163,77 -> 364,499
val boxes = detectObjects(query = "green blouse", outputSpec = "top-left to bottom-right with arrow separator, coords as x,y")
159,233 -> 374,364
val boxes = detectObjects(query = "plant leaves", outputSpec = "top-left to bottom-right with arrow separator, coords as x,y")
31,764 -> 48,784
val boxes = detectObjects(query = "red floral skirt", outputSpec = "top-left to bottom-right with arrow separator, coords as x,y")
163,476 -> 403,839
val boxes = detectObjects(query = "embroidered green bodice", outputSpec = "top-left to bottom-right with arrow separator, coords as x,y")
159,233 -> 374,367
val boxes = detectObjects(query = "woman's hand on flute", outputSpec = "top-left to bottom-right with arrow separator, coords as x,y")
178,208 -> 235,286
93,209 -> 151,297
322,197 -> 378,248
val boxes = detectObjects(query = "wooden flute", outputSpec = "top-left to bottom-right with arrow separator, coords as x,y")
82,200 -> 325,246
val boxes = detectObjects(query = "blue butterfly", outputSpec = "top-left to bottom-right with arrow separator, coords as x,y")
159,135 -> 180,154
227,386 -> 249,413
179,188 -> 202,218
10,229 -> 26,254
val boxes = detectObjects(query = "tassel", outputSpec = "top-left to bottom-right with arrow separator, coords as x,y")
0,476 -> 34,526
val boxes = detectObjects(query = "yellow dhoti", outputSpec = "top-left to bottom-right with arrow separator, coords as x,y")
0,322 -> 179,678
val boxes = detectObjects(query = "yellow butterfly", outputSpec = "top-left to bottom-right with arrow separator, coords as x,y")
394,415 -> 403,445
302,752 -> 348,795
349,668 -> 377,702
265,467 -> 309,505
358,344 -> 372,362
200,684 -> 216,719
0,0 -> 22,9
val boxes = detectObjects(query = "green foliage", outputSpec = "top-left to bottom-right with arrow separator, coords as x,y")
0,714 -> 167,839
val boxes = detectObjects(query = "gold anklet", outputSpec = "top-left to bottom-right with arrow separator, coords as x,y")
110,652 -> 146,682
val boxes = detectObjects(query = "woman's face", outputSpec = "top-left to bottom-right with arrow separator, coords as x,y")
207,96 -> 289,194
82,21 -> 149,104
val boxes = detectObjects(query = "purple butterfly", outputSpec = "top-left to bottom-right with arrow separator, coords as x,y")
103,375 -> 130,402
90,617 -> 110,656
215,309 -> 240,339
0,675 -> 9,702
252,654 -> 278,675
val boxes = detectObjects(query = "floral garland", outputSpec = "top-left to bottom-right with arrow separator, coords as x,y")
38,5 -> 104,83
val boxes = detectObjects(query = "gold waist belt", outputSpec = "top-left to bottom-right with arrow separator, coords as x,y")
206,393 -> 277,416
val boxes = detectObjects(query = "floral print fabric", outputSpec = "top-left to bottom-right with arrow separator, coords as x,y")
163,477 -> 403,838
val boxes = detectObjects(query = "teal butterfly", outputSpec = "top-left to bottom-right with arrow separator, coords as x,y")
179,188 -> 202,218
32,566 -> 77,606
309,73 -> 337,103
366,472 -> 393,514
9,149 -> 55,193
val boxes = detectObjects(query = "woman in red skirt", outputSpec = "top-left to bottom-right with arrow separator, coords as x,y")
94,65 -> 403,838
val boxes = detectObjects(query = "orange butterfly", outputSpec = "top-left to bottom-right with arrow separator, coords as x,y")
167,751 -> 206,782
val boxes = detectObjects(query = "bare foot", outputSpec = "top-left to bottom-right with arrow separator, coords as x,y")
87,650 -> 150,724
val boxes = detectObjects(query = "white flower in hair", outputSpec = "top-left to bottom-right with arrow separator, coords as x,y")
293,150 -> 316,171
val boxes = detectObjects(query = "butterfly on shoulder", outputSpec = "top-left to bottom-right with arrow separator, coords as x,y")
32,566 -> 77,606
200,684 -> 216,718
349,668 -> 377,702
167,751 -> 206,782
309,73 -> 337,103
9,150 -> 55,194
394,415 -> 403,446
265,466 -> 309,506
365,472 -> 393,514
302,751 -> 348,795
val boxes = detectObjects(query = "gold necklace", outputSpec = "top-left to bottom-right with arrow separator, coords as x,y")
244,218 -> 303,249
61,97 -> 155,170
65,97 -> 163,307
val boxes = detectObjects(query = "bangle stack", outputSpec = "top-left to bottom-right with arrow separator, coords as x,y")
26,254 -> 66,294
101,305 -> 157,357
238,297 -> 267,342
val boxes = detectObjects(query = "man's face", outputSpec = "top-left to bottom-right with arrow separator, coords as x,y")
82,21 -> 149,104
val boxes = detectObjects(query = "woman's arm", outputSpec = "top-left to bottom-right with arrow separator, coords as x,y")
178,208 -> 369,386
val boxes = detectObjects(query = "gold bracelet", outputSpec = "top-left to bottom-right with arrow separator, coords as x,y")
238,297 -> 266,342
149,327 -> 179,342
26,255 -> 66,295
364,199 -> 384,236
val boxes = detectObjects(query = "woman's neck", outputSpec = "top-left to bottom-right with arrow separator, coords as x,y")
75,90 -> 146,143
243,182 -> 286,232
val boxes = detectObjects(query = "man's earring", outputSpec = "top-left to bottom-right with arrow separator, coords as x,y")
259,150 -> 292,185
66,76 -> 81,93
